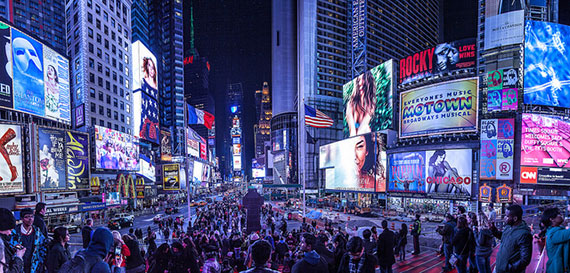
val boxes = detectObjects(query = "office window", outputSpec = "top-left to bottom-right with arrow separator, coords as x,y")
90,88 -> 95,98
107,109 -> 111,118
111,32 -> 115,41
114,111 -> 118,120
90,103 -> 96,113
105,68 -> 110,77
97,63 -> 102,73
126,116 -> 130,125
113,84 -> 118,94
121,126 -> 125,132
100,120 -> 105,126
96,34 -> 101,43
104,26 -> 108,35
106,81 -> 110,90
95,4 -> 100,14
87,13 -> 93,23
98,77 -> 103,87
120,114 -> 124,122
120,101 -> 124,110
89,73 -> 95,83
88,27 -> 93,38
112,72 -> 117,81
98,91 -> 103,101
92,118 -> 97,126
106,94 -> 111,104
98,105 -> 104,115
107,122 -> 111,128
97,48 -> 102,58
113,98 -> 118,107
88,58 -> 94,68
96,19 -> 101,29
126,104 -> 130,113
88,43 -> 94,53
114,124 -> 118,130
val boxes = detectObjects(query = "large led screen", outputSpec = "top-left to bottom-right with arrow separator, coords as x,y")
132,41 -> 159,143
343,60 -> 393,137
252,158 -> 265,178
0,124 -> 23,193
484,0 -> 524,50
0,23 -> 71,124
389,149 -> 473,199
521,114 -> 570,168
162,163 -> 179,190
480,119 -> 515,180
320,132 -> 386,192
192,161 -> 204,184
95,125 -> 139,171
399,38 -> 476,85
524,21 -> 570,108
138,152 -> 156,182
400,78 -> 478,138
38,127 -> 66,190
66,131 -> 90,190
186,127 -> 200,158
160,129 -> 172,161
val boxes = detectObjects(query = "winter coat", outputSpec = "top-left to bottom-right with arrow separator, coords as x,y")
377,229 -> 396,266
452,227 -> 474,255
291,250 -> 329,273
546,226 -> 570,273
0,234 -> 24,273
475,228 -> 494,257
81,226 -> 93,249
9,224 -> 47,273
337,252 -> 377,273
492,221 -> 533,273
46,243 -> 71,273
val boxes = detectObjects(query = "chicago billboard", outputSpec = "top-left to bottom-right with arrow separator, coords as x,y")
398,38 -> 476,85
480,119 -> 515,180
0,124 -> 23,193
521,114 -> 570,168
95,125 -> 139,171
320,132 -> 386,192
484,0 -> 524,50
66,131 -> 90,190
343,60 -> 393,137
132,41 -> 159,143
38,127 -> 66,190
400,78 -> 478,138
524,21 -> 570,108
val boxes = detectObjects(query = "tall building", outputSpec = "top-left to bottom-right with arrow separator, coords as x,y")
148,0 -> 185,156
272,0 -> 440,188
227,83 -> 243,178
131,0 -> 150,46
66,0 -> 133,133
0,0 -> 66,53
254,82 -> 271,158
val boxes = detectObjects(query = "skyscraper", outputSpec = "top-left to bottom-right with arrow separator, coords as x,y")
131,0 -> 150,46
0,0 -> 66,53
254,82 -> 271,159
227,83 -> 243,178
66,0 -> 133,133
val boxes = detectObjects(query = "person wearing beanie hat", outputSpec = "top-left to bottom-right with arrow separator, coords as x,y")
9,208 -> 46,273
0,208 -> 25,273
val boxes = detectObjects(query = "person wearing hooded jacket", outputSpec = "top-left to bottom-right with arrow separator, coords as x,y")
0,208 -> 25,273
338,237 -> 377,273
490,204 -> 532,273
541,207 -> 570,273
76,227 -> 115,273
291,233 -> 329,273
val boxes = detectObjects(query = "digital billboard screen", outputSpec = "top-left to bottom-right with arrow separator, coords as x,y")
0,22 -> 71,124
484,0 -> 524,50
160,129 -> 172,161
389,149 -> 472,199
252,158 -> 265,178
162,164 -> 179,190
132,41 -> 159,143
320,132 -> 386,192
38,127 -> 66,190
480,119 -> 515,180
95,125 -> 139,171
400,78 -> 478,138
521,114 -> 570,168
0,124 -> 23,194
66,131 -> 90,190
138,152 -> 156,182
186,127 -> 200,158
192,161 -> 203,184
524,21 -> 570,108
343,60 -> 393,137
399,38 -> 476,85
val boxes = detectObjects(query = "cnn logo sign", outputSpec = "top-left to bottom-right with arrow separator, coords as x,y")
520,167 -> 537,184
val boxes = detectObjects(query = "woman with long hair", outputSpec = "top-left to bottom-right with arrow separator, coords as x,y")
354,134 -> 376,189
148,243 -> 171,273
452,217 -> 475,273
397,223 -> 408,261
142,57 -> 158,90
46,226 -> 71,273
110,231 -> 131,273
346,71 -> 376,136
542,207 -> 570,273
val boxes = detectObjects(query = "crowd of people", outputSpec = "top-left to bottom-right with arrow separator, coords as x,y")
2,195 -> 570,273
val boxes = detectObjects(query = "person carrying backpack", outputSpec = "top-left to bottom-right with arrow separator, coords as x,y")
58,227 -> 114,273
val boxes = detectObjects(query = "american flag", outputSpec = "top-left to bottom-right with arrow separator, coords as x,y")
305,104 -> 333,128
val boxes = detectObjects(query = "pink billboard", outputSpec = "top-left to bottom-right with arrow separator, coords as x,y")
521,114 -> 570,168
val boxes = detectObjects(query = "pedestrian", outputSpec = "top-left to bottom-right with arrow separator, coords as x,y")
396,223 -> 408,261
331,234 -> 346,273
169,242 -> 187,273
467,212 -> 479,273
202,244 -> 222,273
123,234 -> 145,273
10,208 -> 47,273
110,231 -> 130,273
239,240 -> 279,273
33,202 -> 48,239
452,217 -> 474,273
338,236 -> 377,273
82,218 -> 94,249
362,229 -> 376,255
74,227 -> 115,273
376,220 -> 395,273
438,214 -> 456,272
0,208 -> 25,272
46,227 -> 71,273
487,203 -> 497,224
542,207 -> 570,273
275,236 -> 289,264
147,243 -> 170,273
474,218 -> 493,273
291,233 -> 329,273
182,237 -> 200,273
411,214 -> 421,255
491,204 -> 532,273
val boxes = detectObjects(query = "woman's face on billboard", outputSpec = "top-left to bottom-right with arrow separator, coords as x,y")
354,136 -> 367,170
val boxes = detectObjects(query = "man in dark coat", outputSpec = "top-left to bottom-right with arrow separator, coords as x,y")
338,236 -> 377,273
33,203 -> 48,239
291,233 -> 329,273
376,220 -> 396,273
437,214 -> 456,272
82,218 -> 94,249
491,204 -> 532,273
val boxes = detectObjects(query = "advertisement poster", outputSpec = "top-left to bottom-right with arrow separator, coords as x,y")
43,46 -> 70,123
0,124 -> 23,193
521,114 -> 570,168
343,60 -> 393,137
480,119 -> 515,180
12,29 -> 44,117
524,21 -> 570,108
388,152 -> 426,194
501,88 -> 518,110
425,149 -> 472,198
484,0 -> 524,50
160,129 -> 172,161
131,41 -> 158,98
38,127 -> 66,190
74,104 -> 85,128
133,90 -> 159,143
192,161 -> 203,184
66,131 -> 90,190
186,127 -> 200,157
399,38 -> 476,85
400,78 -> 478,138
502,68 -> 519,88
487,70 -> 503,90
320,132 -> 386,192
137,150 -> 155,182
95,125 -> 139,171
162,164 -> 179,190
0,23 -> 12,109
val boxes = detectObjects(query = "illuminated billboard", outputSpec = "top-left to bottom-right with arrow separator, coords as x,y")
160,129 -> 172,161
38,127 -> 66,190
480,119 -> 515,180
66,131 -> 90,190
0,22 -> 71,124
389,149 -> 472,199
162,164 -> 179,190
484,0 -> 524,50
521,114 -> 570,168
192,161 -> 203,184
487,69 -> 519,112
400,78 -> 478,138
233,155 -> 242,171
186,127 -> 200,158
320,132 -> 386,192
95,125 -> 139,171
343,60 -> 393,137
0,124 -> 23,194
252,158 -> 265,178
524,21 -> 570,108
132,41 -> 159,143
137,153 -> 156,182
399,38 -> 476,85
